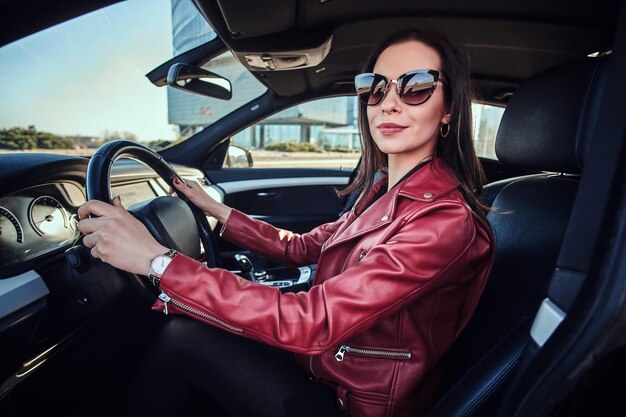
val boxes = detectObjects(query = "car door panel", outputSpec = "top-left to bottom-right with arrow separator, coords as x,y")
206,168 -> 349,231
205,168 -> 350,267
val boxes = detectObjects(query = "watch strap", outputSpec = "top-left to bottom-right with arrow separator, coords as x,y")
148,249 -> 178,287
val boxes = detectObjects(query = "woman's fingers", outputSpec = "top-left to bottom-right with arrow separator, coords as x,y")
76,199 -> 168,275
173,178 -> 200,193
77,199 -> 120,219
172,178 -> 191,195
112,195 -> 124,208
186,180 -> 203,190
173,178 -> 208,204
90,245 -> 105,263
78,217 -> 110,236
170,177 -> 226,220
81,228 -> 101,248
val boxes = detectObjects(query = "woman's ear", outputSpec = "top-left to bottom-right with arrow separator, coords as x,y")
441,112 -> 451,124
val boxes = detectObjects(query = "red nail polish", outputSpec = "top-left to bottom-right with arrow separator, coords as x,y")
173,178 -> 180,184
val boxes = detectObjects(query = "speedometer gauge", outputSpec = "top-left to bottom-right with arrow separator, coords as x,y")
29,196 -> 68,236
0,206 -> 24,243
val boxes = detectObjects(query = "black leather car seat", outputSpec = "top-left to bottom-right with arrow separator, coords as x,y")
425,57 -> 609,417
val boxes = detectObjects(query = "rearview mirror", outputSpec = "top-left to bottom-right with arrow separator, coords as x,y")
166,63 -> 232,100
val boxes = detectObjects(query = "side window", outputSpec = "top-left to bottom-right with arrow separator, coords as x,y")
472,103 -> 505,160
225,99 -> 503,167
226,97 -> 361,170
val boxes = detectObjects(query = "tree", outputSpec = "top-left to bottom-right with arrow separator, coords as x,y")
147,139 -> 171,150
102,129 -> 138,142
0,126 -> 73,150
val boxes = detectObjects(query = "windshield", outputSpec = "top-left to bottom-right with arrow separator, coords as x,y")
0,0 -> 266,155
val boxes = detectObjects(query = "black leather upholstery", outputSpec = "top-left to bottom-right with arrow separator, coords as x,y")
495,58 -> 608,174
426,57 -> 608,417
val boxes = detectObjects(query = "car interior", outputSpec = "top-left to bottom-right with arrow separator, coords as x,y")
1,1 -> 626,416
429,56 -> 609,417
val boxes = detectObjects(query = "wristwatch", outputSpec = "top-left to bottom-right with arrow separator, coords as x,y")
148,249 -> 178,287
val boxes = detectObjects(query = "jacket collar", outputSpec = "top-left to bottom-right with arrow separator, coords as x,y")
324,158 -> 460,251
396,157 -> 461,203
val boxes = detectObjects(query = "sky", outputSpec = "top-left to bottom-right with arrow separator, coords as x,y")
0,0 -> 179,142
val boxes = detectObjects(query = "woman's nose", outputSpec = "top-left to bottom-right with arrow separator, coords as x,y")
381,82 -> 402,114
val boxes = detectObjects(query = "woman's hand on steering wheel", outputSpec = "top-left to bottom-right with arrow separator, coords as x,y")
77,196 -> 169,275
172,178 -> 232,225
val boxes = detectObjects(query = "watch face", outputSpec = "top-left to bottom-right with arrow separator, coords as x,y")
151,255 -> 172,275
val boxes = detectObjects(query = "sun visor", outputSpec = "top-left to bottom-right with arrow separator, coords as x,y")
215,0 -> 296,37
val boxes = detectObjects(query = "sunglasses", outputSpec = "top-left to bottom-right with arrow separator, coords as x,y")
355,69 -> 446,106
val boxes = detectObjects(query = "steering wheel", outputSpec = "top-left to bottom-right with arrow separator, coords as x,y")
85,140 -> 218,293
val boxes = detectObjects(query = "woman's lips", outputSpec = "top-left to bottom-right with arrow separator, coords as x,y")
377,123 -> 408,135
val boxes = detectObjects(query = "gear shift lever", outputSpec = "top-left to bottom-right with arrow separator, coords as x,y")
234,254 -> 268,282
234,253 -> 253,278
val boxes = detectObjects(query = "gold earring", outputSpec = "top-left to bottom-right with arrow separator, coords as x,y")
440,123 -> 450,138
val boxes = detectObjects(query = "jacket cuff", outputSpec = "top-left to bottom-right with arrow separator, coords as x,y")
219,208 -> 245,239
150,253 -> 203,313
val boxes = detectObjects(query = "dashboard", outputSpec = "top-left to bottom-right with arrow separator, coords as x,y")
0,154 -> 221,317
0,152 -> 227,390
0,151 -> 230,404
0,182 -> 83,267
0,154 -> 221,275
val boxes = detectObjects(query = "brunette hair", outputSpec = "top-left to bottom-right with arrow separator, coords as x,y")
342,28 -> 488,218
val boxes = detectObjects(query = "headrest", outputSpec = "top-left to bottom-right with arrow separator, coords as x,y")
495,57 -> 609,174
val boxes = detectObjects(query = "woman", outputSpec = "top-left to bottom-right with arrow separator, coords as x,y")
78,29 -> 493,417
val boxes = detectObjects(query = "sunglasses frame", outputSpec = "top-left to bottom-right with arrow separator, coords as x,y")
355,69 -> 446,106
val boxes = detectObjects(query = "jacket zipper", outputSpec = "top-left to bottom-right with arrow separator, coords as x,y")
335,345 -> 411,362
158,292 -> 244,333
341,245 -> 358,272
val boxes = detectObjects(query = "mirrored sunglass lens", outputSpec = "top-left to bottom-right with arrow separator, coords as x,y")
368,78 -> 386,105
355,75 -> 373,104
401,72 -> 435,105
355,75 -> 372,97
356,75 -> 386,105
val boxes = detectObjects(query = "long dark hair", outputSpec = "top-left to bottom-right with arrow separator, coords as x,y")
341,29 -> 488,218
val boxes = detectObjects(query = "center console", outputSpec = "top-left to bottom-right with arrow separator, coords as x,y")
226,253 -> 315,292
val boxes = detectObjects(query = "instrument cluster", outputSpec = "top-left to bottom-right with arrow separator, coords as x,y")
0,182 -> 84,267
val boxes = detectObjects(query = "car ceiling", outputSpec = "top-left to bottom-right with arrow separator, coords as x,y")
1,0 -> 619,105
0,0 -> 119,48
195,0 -> 619,104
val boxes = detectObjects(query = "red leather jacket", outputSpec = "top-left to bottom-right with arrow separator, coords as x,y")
153,158 -> 494,417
